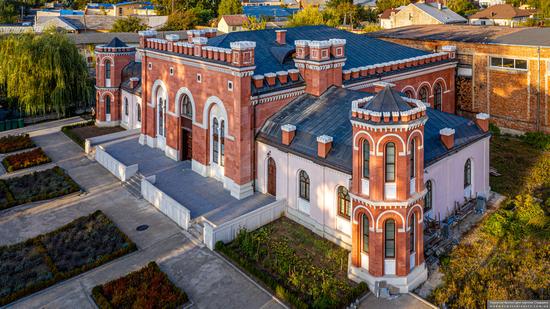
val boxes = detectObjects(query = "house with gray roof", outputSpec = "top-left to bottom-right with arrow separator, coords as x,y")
379,1 -> 467,29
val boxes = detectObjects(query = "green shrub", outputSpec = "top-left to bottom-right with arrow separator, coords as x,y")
61,120 -> 94,148
489,123 -> 500,137
521,132 -> 550,151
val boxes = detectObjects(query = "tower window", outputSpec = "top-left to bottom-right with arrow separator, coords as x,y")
362,140 -> 369,179
385,219 -> 395,258
104,60 -> 111,80
410,213 -> 416,254
410,139 -> 415,179
362,214 -> 369,253
385,143 -> 396,183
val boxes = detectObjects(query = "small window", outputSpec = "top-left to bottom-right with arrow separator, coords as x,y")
181,95 -> 192,118
362,214 -> 369,253
433,83 -> 443,111
299,170 -> 310,201
105,95 -> 111,114
124,98 -> 129,116
170,67 -> 174,76
419,87 -> 429,104
137,104 -> 142,122
424,180 -> 432,211
196,73 -> 202,83
385,143 -> 396,183
336,47 -> 343,56
385,219 -> 395,258
148,62 -> 152,70
104,60 -> 111,80
362,140 -> 369,179
464,159 -> 472,188
515,59 -> 527,70
227,80 -> 233,91
337,186 -> 350,219
322,50 -> 328,58
490,57 -> 527,70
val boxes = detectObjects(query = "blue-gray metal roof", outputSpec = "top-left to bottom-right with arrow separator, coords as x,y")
207,25 -> 430,75
257,86 -> 489,174
243,6 -> 299,20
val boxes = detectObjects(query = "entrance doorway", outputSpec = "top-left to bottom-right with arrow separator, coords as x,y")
180,94 -> 193,161
267,157 -> 276,196
181,129 -> 192,160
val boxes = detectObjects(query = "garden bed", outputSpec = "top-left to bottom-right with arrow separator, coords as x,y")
216,217 -> 368,308
2,148 -> 51,172
92,262 -> 188,309
0,210 -> 137,306
62,121 -> 124,148
0,134 -> 34,153
0,166 -> 80,210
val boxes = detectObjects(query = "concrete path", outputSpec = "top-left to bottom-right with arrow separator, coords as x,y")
359,293 -> 436,309
1,125 -> 284,309
0,116 -> 84,138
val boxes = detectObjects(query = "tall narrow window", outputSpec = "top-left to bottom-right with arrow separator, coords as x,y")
124,98 -> 129,116
212,118 -> 219,164
410,213 -> 416,253
424,180 -> 432,211
410,139 -> 415,179
137,104 -> 141,122
105,95 -> 111,114
362,214 -> 369,253
337,186 -> 350,219
362,140 -> 369,179
385,219 -> 395,258
220,120 -> 225,167
419,87 -> 429,104
464,159 -> 471,188
434,83 -> 442,110
385,143 -> 395,183
158,97 -> 164,136
299,170 -> 310,201
105,60 -> 111,80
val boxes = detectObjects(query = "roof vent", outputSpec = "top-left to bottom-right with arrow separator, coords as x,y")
317,135 -> 333,158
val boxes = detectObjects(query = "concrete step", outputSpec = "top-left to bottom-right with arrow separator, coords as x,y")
188,223 -> 203,241
122,174 -> 143,199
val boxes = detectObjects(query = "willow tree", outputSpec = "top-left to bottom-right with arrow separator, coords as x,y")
0,31 -> 93,117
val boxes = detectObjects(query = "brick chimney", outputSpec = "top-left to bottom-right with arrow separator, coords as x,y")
439,128 -> 455,149
138,30 -> 157,49
476,113 -> 490,132
281,124 -> 296,145
317,135 -> 333,158
230,41 -> 256,67
276,30 -> 286,45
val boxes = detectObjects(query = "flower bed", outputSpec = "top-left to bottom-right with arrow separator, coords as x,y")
2,148 -> 51,172
62,121 -> 124,148
0,167 -> 80,210
0,210 -> 137,306
92,262 -> 188,309
216,217 -> 368,308
0,134 -> 34,153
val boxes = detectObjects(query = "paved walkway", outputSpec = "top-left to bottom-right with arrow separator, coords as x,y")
359,293 -> 436,309
1,122 -> 284,309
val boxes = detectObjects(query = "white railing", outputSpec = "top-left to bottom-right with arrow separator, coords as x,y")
203,199 -> 286,250
141,175 -> 191,230
85,128 -> 140,154
95,145 -> 138,181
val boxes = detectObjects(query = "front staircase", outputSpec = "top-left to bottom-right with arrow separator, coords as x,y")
188,221 -> 204,242
122,173 -> 143,199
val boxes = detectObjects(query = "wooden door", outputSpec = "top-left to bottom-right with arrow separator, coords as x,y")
181,129 -> 193,161
267,158 -> 276,196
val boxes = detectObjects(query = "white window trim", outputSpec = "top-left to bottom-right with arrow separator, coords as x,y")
197,73 -> 202,83
489,56 -> 528,71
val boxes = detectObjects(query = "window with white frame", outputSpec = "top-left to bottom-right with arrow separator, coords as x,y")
170,67 -> 174,76
490,57 -> 527,70
197,73 -> 202,83
299,170 -> 310,201
227,80 -> 233,91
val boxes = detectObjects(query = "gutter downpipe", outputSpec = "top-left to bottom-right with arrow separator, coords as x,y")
537,46 -> 541,132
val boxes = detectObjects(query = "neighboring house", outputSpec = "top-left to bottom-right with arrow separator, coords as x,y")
0,23 -> 34,33
94,26 -> 491,292
379,2 -> 467,29
85,1 -> 157,16
243,5 -> 299,22
34,15 -> 168,33
36,9 -> 85,17
217,14 -> 248,33
243,0 -> 299,7
469,4 -> 534,26
354,0 -> 377,10
369,24 -> 550,133
477,0 -> 505,8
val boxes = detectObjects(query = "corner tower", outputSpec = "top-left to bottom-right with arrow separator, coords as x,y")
95,38 -> 136,127
348,82 -> 428,292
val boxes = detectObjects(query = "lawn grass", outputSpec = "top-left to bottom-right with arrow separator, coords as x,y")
2,148 -> 51,172
92,262 -> 188,309
61,121 -> 124,148
431,135 -> 550,308
0,210 -> 137,306
0,167 -> 80,210
216,217 -> 368,308
0,134 -> 34,153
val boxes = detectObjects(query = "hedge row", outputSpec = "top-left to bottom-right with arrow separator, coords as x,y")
0,210 -> 137,306
2,147 -> 51,172
61,120 -> 95,148
0,134 -> 34,153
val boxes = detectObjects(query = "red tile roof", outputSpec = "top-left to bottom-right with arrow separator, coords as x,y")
469,4 -> 534,20
221,14 -> 248,26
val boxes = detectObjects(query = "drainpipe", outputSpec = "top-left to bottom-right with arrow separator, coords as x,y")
536,46 -> 541,132
252,98 -> 257,193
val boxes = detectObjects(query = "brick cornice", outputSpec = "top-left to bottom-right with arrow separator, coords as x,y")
349,189 -> 427,209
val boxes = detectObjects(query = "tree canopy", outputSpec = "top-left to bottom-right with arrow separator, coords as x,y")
446,0 -> 477,16
0,32 -> 92,117
217,0 -> 242,16
242,16 -> 266,30
110,16 -> 147,32
287,5 -> 325,27
160,9 -> 200,30
0,0 -> 19,24
376,0 -> 411,12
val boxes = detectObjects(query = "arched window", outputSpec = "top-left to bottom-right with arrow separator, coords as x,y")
419,86 -> 429,104
464,159 -> 471,188
404,90 -> 414,98
385,219 -> 395,258
410,139 -> 415,179
337,186 -> 350,219
433,83 -> 442,110
105,95 -> 111,114
158,96 -> 165,137
362,213 -> 369,253
299,170 -> 310,201
410,212 -> 416,254
424,180 -> 432,211
385,143 -> 395,183
124,98 -> 129,116
104,60 -> 111,80
362,140 -> 369,179
220,120 -> 225,167
181,95 -> 192,118
212,118 -> 219,164
137,104 -> 142,122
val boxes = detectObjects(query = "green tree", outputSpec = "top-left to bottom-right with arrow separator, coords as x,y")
376,0 -> 410,12
0,32 -> 92,117
110,16 -> 147,32
160,9 -> 200,30
217,0 -> 242,16
242,16 -> 266,30
287,5 -> 325,27
446,0 -> 477,16
0,0 -> 18,24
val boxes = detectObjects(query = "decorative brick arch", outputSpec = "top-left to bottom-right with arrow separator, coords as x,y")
433,77 -> 448,92
174,87 -> 197,124
417,82 -> 432,96
406,204 -> 423,228
400,85 -> 417,98
406,129 -> 424,154
352,205 -> 375,228
375,209 -> 405,232
202,96 -> 234,140
101,56 -> 114,67
150,79 -> 168,108
375,134 -> 407,156
101,91 -> 114,102
353,131 -> 375,154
